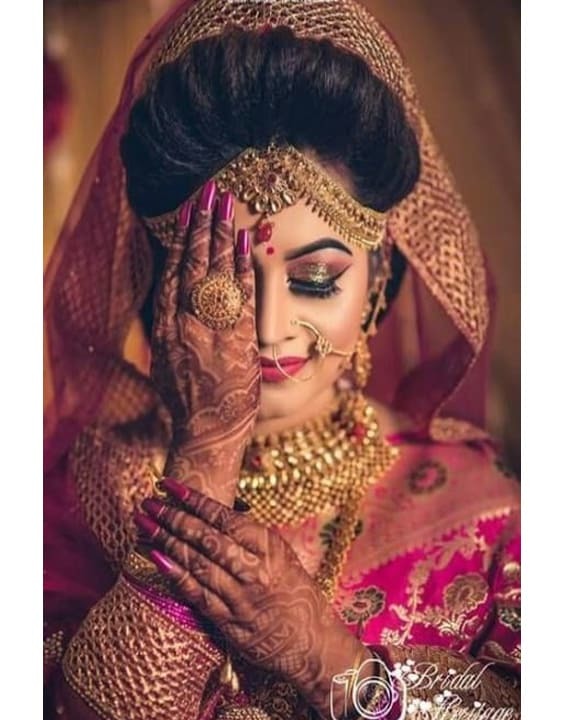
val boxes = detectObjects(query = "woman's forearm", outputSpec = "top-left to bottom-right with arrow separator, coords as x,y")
163,444 -> 243,505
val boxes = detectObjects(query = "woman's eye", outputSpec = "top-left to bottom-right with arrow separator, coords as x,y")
288,265 -> 348,298
287,278 -> 342,299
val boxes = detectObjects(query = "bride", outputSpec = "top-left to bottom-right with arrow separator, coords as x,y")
44,1 -> 520,718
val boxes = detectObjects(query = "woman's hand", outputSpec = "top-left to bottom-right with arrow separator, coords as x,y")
134,479 -> 365,715
150,181 -> 260,504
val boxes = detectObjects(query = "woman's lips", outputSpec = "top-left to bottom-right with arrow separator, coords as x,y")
260,356 -> 309,383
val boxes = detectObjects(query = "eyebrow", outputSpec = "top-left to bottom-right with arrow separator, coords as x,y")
284,238 -> 353,261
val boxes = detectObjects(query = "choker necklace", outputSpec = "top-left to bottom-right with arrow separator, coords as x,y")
239,390 -> 400,601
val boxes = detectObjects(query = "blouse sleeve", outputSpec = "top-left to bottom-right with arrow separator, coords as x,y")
44,424 -> 229,720
59,562 -> 228,720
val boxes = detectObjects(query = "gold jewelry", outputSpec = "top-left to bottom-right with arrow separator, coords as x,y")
351,333 -> 372,390
240,389 -> 399,602
143,145 -> 387,252
291,318 -> 354,361
190,271 -> 246,330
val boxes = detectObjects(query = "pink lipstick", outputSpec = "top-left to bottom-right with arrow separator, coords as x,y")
260,356 -> 309,383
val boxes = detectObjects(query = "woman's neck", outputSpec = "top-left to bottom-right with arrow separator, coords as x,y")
252,384 -> 412,440
252,384 -> 339,438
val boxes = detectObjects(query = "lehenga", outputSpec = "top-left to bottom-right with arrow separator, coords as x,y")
43,1 -> 520,719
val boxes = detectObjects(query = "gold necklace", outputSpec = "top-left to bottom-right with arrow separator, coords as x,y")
239,390 -> 399,602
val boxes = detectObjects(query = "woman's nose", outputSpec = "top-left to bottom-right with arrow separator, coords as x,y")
254,272 -> 295,348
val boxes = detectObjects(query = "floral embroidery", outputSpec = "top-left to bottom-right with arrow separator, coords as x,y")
340,586 -> 386,624
498,605 -> 520,632
444,572 -> 489,614
408,461 -> 447,495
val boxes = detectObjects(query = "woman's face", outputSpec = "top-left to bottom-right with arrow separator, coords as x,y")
233,194 -> 370,425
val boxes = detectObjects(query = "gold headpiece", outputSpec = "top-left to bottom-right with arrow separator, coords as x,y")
140,0 -> 488,350
142,144 -> 387,251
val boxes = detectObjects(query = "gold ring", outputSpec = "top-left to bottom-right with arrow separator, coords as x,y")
190,271 -> 246,330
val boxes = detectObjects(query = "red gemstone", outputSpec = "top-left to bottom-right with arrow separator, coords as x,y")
351,423 -> 367,440
251,455 -> 262,470
256,222 -> 273,244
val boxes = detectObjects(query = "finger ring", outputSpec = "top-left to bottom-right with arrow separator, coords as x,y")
190,271 -> 246,330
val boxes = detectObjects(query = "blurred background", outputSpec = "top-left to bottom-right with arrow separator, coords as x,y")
44,0 -> 520,471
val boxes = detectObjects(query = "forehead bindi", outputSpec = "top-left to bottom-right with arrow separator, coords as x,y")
233,198 -> 353,261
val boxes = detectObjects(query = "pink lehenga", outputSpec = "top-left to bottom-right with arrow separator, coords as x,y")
44,1 -> 520,718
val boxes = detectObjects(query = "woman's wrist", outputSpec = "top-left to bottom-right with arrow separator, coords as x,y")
163,448 -> 239,505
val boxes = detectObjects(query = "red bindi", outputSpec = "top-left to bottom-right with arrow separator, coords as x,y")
256,222 -> 273,244
266,246 -> 275,255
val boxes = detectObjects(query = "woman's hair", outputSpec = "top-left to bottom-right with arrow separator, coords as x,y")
120,26 -> 419,333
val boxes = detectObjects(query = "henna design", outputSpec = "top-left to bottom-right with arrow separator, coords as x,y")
141,486 -> 365,718
149,189 -> 260,506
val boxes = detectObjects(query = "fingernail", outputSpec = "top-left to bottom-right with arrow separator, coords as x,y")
133,511 -> 160,540
236,228 -> 250,256
199,180 -> 216,212
149,549 -> 175,575
161,477 -> 191,501
141,498 -> 167,519
218,192 -> 234,222
234,497 -> 251,512
177,200 -> 192,229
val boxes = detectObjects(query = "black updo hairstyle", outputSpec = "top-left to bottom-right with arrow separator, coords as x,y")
120,26 -> 420,336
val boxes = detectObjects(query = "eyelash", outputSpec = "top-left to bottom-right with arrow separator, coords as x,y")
288,280 -> 342,299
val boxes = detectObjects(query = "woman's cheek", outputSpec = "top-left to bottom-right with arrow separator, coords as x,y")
317,283 -> 366,350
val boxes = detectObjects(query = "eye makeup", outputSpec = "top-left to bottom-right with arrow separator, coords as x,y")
286,259 -> 352,299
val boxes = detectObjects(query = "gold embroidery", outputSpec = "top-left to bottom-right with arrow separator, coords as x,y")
63,575 -> 224,720
443,573 -> 489,615
44,630 -> 65,667
386,525 -> 490,644
502,561 -> 521,584
498,606 -> 521,632
338,585 -> 386,624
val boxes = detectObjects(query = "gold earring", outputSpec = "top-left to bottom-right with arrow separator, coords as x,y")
351,332 -> 372,389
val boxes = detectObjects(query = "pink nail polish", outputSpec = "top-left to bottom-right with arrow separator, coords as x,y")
177,200 -> 192,229
133,511 -> 160,540
149,549 -> 175,575
161,477 -> 191,501
236,229 -> 250,256
199,180 -> 216,212
218,192 -> 234,222
141,498 -> 167,519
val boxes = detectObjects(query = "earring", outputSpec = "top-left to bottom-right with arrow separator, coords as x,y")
351,332 -> 372,389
